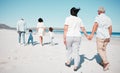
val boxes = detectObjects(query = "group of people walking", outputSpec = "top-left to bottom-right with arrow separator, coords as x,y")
16,18 -> 54,46
17,6 -> 112,71
64,7 -> 112,71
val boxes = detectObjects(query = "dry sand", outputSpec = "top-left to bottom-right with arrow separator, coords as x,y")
0,29 -> 120,73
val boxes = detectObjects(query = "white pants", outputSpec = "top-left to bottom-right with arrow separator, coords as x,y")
66,37 -> 81,67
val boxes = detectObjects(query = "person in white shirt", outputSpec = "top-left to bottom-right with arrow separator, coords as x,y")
64,7 -> 88,71
48,27 -> 54,45
16,18 -> 26,44
88,7 -> 112,71
37,18 -> 45,46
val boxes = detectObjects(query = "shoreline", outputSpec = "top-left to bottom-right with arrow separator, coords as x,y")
1,29 -> 120,38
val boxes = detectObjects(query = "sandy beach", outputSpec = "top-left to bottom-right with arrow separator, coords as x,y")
0,29 -> 120,73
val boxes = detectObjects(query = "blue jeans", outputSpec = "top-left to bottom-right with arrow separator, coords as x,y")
18,31 -> 25,44
27,34 -> 33,45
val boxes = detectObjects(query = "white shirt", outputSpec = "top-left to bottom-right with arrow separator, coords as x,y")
65,15 -> 84,37
94,13 -> 112,38
17,19 -> 26,32
37,22 -> 45,36
48,31 -> 54,38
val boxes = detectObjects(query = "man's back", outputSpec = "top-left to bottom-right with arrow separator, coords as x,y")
17,19 -> 26,32
95,13 -> 112,38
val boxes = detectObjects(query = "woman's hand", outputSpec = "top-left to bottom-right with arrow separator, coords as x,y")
64,37 -> 66,46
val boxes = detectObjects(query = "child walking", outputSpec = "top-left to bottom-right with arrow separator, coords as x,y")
48,27 -> 54,45
27,29 -> 34,45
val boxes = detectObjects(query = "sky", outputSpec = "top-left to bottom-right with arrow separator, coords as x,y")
0,0 -> 120,32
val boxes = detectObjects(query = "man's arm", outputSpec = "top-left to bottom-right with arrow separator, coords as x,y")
89,22 -> 98,40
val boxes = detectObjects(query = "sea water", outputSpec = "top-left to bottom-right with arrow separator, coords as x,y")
30,29 -> 120,37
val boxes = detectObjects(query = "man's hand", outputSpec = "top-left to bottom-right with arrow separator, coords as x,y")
104,38 -> 110,42
87,34 -> 94,40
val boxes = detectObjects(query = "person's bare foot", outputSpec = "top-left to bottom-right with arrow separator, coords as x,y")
103,63 -> 110,71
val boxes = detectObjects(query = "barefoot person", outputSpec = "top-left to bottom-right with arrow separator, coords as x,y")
64,7 -> 88,71
48,27 -> 55,45
88,7 -> 112,71
37,18 -> 46,46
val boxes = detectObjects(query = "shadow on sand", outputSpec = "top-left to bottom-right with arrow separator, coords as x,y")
69,53 -> 103,70
43,42 -> 58,46
26,41 -> 58,46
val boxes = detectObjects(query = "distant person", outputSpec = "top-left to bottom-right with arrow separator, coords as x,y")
64,7 -> 88,71
27,29 -> 34,45
16,18 -> 26,45
48,27 -> 54,45
88,7 -> 112,71
37,18 -> 46,46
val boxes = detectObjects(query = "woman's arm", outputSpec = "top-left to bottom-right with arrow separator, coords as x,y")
64,25 -> 68,45
81,27 -> 88,37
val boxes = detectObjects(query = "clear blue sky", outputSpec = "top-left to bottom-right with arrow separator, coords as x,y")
0,0 -> 120,32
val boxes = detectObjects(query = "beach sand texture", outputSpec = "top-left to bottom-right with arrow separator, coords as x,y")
0,29 -> 120,73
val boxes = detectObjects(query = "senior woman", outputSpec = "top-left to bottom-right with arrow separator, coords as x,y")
64,7 -> 88,71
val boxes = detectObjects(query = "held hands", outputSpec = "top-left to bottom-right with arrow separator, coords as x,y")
86,34 -> 94,40
83,30 -> 94,40
64,40 -> 66,46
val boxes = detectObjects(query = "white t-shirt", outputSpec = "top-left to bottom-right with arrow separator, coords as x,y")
37,22 -> 45,36
64,15 -> 84,37
17,19 -> 26,32
94,13 -> 112,38
48,31 -> 54,38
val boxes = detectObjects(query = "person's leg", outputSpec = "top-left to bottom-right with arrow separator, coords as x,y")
27,37 -> 30,44
96,38 -> 104,62
23,33 -> 25,44
96,38 -> 109,63
21,32 -> 25,44
103,41 -> 109,63
103,40 -> 109,71
31,37 -> 33,45
72,37 -> 81,71
51,37 -> 54,45
40,36 -> 43,46
18,32 -> 21,43
50,37 -> 52,44
66,37 -> 73,65
96,38 -> 109,70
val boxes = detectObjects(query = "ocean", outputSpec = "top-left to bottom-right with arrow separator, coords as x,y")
32,29 -> 120,37
52,30 -> 120,37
